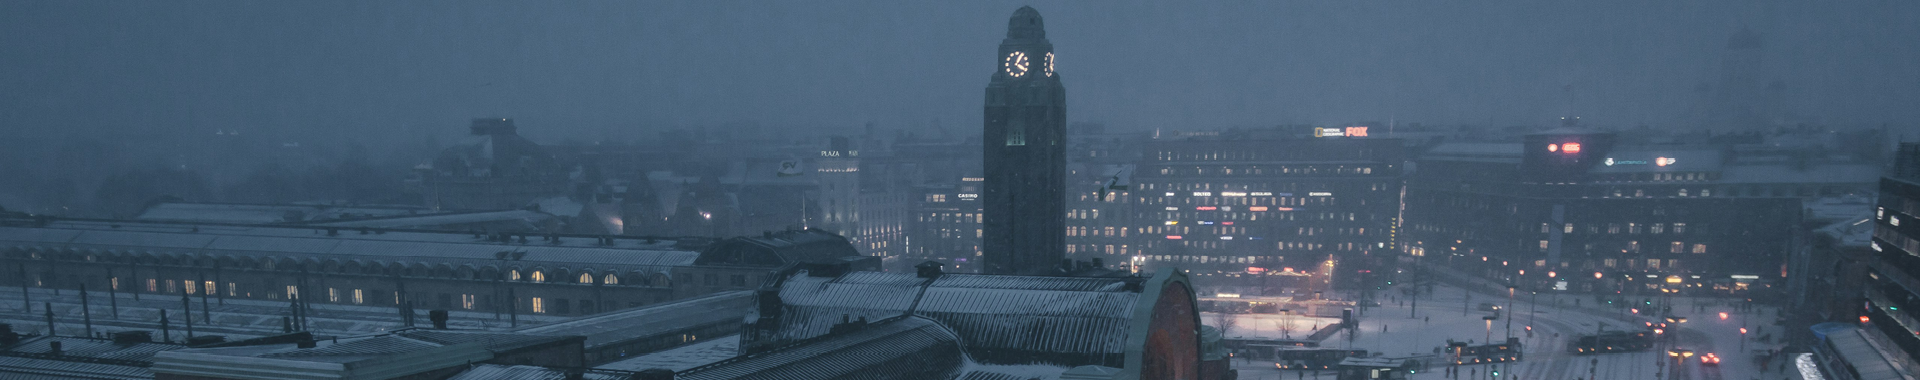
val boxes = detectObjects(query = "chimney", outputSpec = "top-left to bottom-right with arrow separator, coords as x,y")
470,118 -> 517,136
429,310 -> 449,329
49,341 -> 62,356
914,261 -> 945,279
111,330 -> 152,344
631,369 -> 674,380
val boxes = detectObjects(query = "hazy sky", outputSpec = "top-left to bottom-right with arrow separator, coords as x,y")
3,1 -> 1917,142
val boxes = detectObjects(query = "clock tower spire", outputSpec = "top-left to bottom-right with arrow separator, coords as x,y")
981,6 -> 1066,275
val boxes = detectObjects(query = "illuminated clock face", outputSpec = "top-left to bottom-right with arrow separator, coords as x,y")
1043,52 -> 1055,77
1004,51 -> 1029,77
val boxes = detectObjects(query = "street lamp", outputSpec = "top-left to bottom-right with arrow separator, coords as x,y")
1483,315 -> 1497,344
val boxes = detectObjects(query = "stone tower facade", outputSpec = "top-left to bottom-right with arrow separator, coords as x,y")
981,7 -> 1067,275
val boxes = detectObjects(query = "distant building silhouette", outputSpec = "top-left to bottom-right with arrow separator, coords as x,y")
409,118 -> 570,211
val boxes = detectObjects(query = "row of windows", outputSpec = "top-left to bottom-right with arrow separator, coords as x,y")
1605,188 -> 1713,198
1138,254 -> 1284,264
1539,222 -> 1693,235
1536,240 -> 1707,254
1150,165 -> 1378,176
1068,226 -> 1125,237
1141,196 -> 1344,207
1151,149 -> 1379,162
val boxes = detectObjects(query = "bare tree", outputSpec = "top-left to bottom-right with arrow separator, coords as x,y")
1211,311 -> 1239,338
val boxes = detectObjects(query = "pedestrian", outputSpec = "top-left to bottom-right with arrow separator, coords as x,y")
1425,316 -> 1430,323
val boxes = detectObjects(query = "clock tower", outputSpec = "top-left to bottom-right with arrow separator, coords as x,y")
982,6 -> 1066,275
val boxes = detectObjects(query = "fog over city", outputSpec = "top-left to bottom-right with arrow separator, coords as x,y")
0,2 -> 1916,380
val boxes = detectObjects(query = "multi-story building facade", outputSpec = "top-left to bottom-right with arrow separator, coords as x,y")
1405,130 -> 1806,294
1064,123 -> 1143,268
1131,128 -> 1405,289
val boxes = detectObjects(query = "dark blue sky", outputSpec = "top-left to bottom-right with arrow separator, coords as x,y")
3,1 -> 1917,143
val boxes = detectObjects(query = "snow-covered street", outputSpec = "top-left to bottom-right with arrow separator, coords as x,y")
1227,281 -> 1802,380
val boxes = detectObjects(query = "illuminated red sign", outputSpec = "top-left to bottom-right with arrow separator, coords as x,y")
1166,235 -> 1183,240
1248,207 -> 1268,212
1246,267 -> 1265,273
1194,206 -> 1217,211
1345,127 -> 1368,137
1221,221 -> 1234,225
1561,142 -> 1582,153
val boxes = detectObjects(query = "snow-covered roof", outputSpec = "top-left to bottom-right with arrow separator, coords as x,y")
1420,143 -> 1522,164
0,355 -> 153,380
1814,213 -> 1875,248
1718,164 -> 1882,184
0,219 -> 701,270
517,291 -> 754,350
755,270 -> 1155,366
679,316 -> 967,380
595,335 -> 740,372
446,365 -> 638,380
308,209 -> 554,229
136,202 -> 428,224
1820,326 -> 1915,380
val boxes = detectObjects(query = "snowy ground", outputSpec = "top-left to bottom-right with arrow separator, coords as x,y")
1228,279 -> 1803,380
1204,312 -> 1340,341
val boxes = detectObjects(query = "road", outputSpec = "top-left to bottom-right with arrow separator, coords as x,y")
1230,280 -> 1796,380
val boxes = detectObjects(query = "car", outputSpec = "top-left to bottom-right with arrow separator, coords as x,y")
1357,299 -> 1381,307
1478,302 -> 1502,311
1700,352 -> 1720,366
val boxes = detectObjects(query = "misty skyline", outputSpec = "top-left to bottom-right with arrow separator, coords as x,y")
4,0 -> 1918,143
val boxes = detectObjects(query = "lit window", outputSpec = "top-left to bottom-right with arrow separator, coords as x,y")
461,294 -> 476,310
604,274 -> 619,285
352,289 -> 364,304
510,270 -> 522,281
1673,223 -> 1687,234
1538,240 -> 1549,251
184,280 -> 197,295
329,288 -> 340,303
285,285 -> 298,300
1692,244 -> 1707,254
532,271 -> 546,282
1670,242 -> 1683,254
579,273 -> 594,284
532,297 -> 546,313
